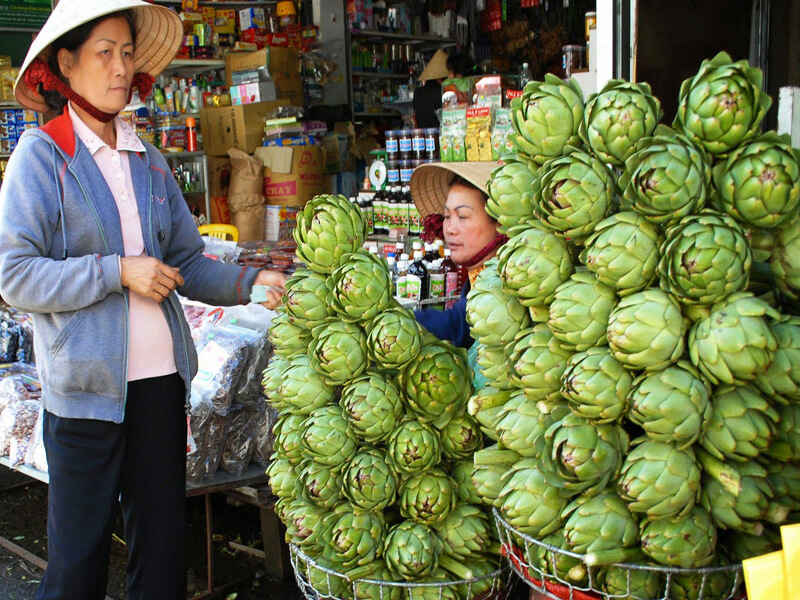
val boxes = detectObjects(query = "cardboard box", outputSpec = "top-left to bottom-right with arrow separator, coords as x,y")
239,27 -> 268,49
238,7 -> 266,30
199,99 -> 287,156
214,9 -> 236,34
225,47 -> 304,106
230,80 -> 276,105
206,156 -> 231,197
264,205 -> 299,242
255,145 -> 325,207
209,196 -> 231,225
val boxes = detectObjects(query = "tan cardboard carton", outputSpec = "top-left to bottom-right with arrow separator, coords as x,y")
225,47 -> 304,106
200,99 -> 287,156
254,145 -> 325,207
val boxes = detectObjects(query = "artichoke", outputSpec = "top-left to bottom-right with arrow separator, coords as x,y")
640,506 -> 717,568
627,362 -> 712,449
723,525 -> 782,561
466,261 -> 531,348
266,457 -> 298,504
273,353 -> 335,416
324,506 -> 385,569
472,445 -> 520,508
607,289 -> 686,371
433,504 -> 492,559
529,147 -> 616,241
508,324 -> 573,403
282,268 -> 333,330
771,224 -> 800,299
346,562 -> 402,600
309,319 -> 368,385
674,51 -> 771,157
580,211 -> 661,296
366,306 -> 422,370
302,554 -> 349,597
340,371 -> 405,444
384,521 -> 442,581
618,439 -> 701,519
273,413 -> 305,464
438,412 -> 483,461
531,529 -> 587,586
498,459 -> 570,537
688,292 -> 779,385
496,224 -> 573,316
343,447 -> 398,511
285,498 -> 330,554
510,74 -> 584,165
436,557 -> 501,599
269,311 -> 311,357
562,492 -> 640,566
387,419 -> 442,475
299,405 -> 358,468
486,156 -> 537,233
300,459 -> 344,508
547,270 -> 617,351
712,131 -> 800,229
492,390 -> 569,458
668,558 -> 740,600
658,210 -> 752,306
545,412 -> 630,496
262,356 -> 290,412
294,193 -> 367,273
765,404 -> 800,462
619,126 -> 712,224
399,341 -> 471,428
475,344 -> 514,390
451,460 -> 483,506
755,316 -> 800,403
331,250 -> 393,322
467,384 -> 512,441
701,384 -> 778,462
580,79 -> 663,166
599,554 -> 664,600
399,468 -> 457,526
561,346 -> 633,424
699,459 -> 776,535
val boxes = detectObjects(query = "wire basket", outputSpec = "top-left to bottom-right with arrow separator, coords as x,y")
492,509 -> 746,600
290,544 -> 517,600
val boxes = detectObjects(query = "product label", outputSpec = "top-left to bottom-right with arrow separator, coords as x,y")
425,136 -> 436,153
388,203 -> 398,228
386,138 -> 399,154
397,276 -> 408,299
194,340 -> 230,386
412,134 -> 425,153
400,203 -> 410,230
410,206 -> 422,234
445,272 -> 459,297
399,136 -> 412,153
429,273 -> 445,298
366,206 -> 374,234
388,168 -> 400,183
406,275 -> 422,302
400,167 -> 413,182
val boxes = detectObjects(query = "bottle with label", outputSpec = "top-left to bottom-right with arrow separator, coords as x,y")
408,189 -> 421,238
371,188 -> 383,235
399,186 -> 410,233
387,256 -> 398,296
520,62 -> 533,89
428,258 -> 445,310
396,244 -> 405,261
407,250 -> 429,303
442,248 -> 460,309
396,260 -> 409,300
424,243 -> 438,266
435,239 -> 445,258
363,192 -> 374,235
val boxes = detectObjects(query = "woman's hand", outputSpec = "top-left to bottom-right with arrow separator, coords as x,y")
120,256 -> 184,303
253,269 -> 287,310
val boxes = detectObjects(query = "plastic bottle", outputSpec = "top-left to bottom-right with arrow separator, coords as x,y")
436,239 -> 445,258
442,249 -> 460,309
520,62 -> 533,89
376,188 -> 387,235
363,192 -> 374,235
399,186 -> 410,233
387,256 -> 398,295
424,243 -> 438,266
396,260 -> 409,299
428,258 -> 445,310
407,250 -> 429,303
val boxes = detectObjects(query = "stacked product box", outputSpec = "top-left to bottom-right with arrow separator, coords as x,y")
0,108 -> 38,155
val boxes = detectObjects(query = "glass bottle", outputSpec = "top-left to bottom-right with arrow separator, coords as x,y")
407,250 -> 429,303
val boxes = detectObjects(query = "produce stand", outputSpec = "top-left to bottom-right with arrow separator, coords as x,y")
0,458 -> 288,600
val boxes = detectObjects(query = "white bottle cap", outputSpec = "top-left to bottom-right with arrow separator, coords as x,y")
414,250 -> 423,259
412,242 -> 423,251
368,246 -> 379,254
387,256 -> 396,266
400,253 -> 409,261
444,248 -> 451,257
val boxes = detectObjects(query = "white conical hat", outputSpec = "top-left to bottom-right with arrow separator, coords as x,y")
14,0 -> 183,113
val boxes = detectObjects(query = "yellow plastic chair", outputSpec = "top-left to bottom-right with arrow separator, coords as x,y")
198,224 -> 239,242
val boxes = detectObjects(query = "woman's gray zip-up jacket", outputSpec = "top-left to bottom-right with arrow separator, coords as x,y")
0,112 -> 259,423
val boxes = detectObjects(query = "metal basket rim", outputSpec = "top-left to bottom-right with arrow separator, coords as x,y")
492,507 -> 744,576
290,543 -> 509,588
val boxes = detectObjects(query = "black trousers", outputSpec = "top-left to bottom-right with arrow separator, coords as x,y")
35,373 -> 187,600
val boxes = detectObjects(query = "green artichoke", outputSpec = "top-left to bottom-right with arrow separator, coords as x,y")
438,412 -> 483,461
699,459 -> 775,535
284,498 -> 330,554
282,268 -> 333,330
580,211 -> 661,296
755,316 -> 800,403
674,51 -> 771,157
433,504 -> 492,559
618,439 -> 701,519
343,447 -> 398,511
387,419 -> 442,475
269,311 -> 311,357
547,270 -> 617,351
658,210 -> 752,306
399,341 -> 471,428
331,250 -> 392,322
545,412 -> 630,496
496,224 -> 573,316
510,74 -> 585,165
340,371 -> 405,444
399,468 -> 457,526
384,520 -> 442,581
766,461 -> 800,506
498,459 -> 570,537
561,346 -> 633,424
493,390 -> 569,458
770,224 -> 800,299
701,384 -> 778,462
466,261 -> 531,348
712,131 -> 800,229
451,460 -> 483,506
300,459 -> 344,508
266,457 -> 298,504
309,319 -> 368,385
273,353 -> 335,416
486,156 -> 537,233
599,554 -> 664,600
668,558 -> 739,600
531,529 -> 587,586
299,405 -> 358,468
581,79 -> 663,165
294,193 -> 367,273
508,324 -> 573,403
472,445 -> 520,508
273,413 -> 305,464
302,554 -> 349,597
640,506 -> 717,568
765,404 -> 800,462
688,292 -> 779,385
467,384 -> 512,441
627,362 -> 712,449
619,126 -> 712,224
562,492 -> 640,566
607,289 -> 686,371
723,525 -> 782,561
346,562 -> 403,600
366,306 -> 422,370
529,147 -> 616,241
325,506 -> 385,569
262,356 -> 290,412
437,556 -> 501,600
475,344 -> 514,391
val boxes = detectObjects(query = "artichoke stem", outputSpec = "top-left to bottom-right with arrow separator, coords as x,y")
584,547 -> 638,567
696,449 -> 741,496
437,554 -> 476,581
766,502 -> 790,525
473,447 -> 520,467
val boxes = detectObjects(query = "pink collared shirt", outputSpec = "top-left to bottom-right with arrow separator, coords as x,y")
69,104 -> 177,382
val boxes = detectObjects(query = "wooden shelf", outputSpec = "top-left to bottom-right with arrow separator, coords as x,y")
350,29 -> 458,47
164,59 -> 226,76
161,150 -> 206,159
353,71 -> 414,80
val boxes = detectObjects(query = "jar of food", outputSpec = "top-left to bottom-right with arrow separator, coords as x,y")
386,130 -> 399,160
411,128 -> 425,160
399,160 -> 414,183
387,160 -> 400,185
424,128 -> 439,160
398,129 -> 413,160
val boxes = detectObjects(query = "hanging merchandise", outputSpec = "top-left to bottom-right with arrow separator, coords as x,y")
481,0 -> 503,32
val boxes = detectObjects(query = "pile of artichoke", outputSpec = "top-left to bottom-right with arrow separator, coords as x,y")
475,51 -> 800,600
266,194 -> 502,599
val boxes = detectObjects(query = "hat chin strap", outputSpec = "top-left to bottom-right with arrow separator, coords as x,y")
24,58 -> 154,123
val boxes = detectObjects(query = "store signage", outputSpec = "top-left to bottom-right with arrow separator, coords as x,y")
0,0 -> 51,30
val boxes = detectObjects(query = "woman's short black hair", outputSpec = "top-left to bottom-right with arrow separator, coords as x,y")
446,53 -> 475,78
42,10 -> 136,113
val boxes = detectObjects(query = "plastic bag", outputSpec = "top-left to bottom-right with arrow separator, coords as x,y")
0,398 -> 39,459
252,399 -> 279,468
24,405 -> 47,473
218,305 -> 273,406
193,326 -> 256,415
185,391 -> 229,484
219,403 -> 263,476
0,320 -> 19,362
201,237 -> 242,264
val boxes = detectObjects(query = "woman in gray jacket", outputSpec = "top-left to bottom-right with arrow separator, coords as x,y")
0,1 -> 285,598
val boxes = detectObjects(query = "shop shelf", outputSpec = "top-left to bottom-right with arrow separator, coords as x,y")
163,59 -> 226,77
352,71 -> 414,80
354,111 -> 404,119
350,29 -> 458,47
